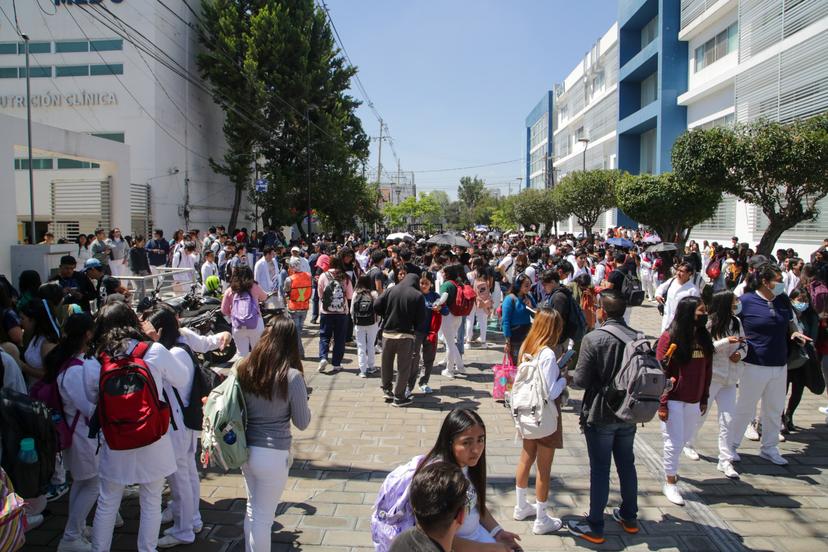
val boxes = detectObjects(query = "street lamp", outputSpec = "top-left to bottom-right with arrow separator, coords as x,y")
578,137 -> 590,172
306,104 -> 317,239
22,33 -> 34,245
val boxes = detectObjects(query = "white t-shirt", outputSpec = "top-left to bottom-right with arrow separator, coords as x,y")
657,278 -> 701,331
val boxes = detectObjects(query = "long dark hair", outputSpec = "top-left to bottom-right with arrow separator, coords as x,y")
418,409 -> 487,517
668,296 -> 714,364
237,317 -> 302,400
230,265 -> 254,294
18,270 -> 41,296
145,304 -> 180,350
42,312 -> 94,383
745,263 -> 780,293
509,273 -> 530,296
21,299 -> 60,343
708,291 -> 737,340
94,301 -> 145,356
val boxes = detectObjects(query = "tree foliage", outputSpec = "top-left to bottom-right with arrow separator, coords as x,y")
383,193 -> 443,231
510,188 -> 564,231
458,177 -> 488,211
673,115 -> 828,255
555,170 -> 620,235
616,172 -> 722,246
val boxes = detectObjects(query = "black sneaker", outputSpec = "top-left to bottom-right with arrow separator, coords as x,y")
566,518 -> 605,544
382,389 -> 394,402
392,397 -> 413,408
612,508 -> 639,534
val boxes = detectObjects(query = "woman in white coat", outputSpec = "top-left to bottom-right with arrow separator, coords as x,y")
142,305 -> 231,548
90,302 -> 189,552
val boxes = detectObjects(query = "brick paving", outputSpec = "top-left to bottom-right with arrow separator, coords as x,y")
24,303 -> 828,551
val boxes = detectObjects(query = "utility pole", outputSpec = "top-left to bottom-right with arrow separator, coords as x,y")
376,119 -> 383,187
23,34 -> 35,245
396,159 -> 401,204
306,107 -> 312,239
184,31 -> 190,230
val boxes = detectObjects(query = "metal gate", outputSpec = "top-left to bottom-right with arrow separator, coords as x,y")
49,177 -> 111,240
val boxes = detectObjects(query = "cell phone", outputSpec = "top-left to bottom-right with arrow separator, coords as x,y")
557,349 -> 575,370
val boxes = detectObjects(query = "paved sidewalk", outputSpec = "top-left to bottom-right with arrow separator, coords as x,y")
24,303 -> 828,551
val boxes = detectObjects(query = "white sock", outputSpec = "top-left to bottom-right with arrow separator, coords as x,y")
535,500 -> 548,520
516,487 -> 528,507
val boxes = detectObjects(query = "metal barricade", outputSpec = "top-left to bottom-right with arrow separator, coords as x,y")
118,267 -> 198,309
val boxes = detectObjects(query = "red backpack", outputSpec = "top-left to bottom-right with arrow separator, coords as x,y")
706,257 -> 722,280
28,358 -> 83,451
809,279 -> 828,315
449,281 -> 475,317
97,342 -> 171,451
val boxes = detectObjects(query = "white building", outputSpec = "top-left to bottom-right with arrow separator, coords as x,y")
0,1 -> 247,242
552,23 -> 624,232
679,0 -> 828,255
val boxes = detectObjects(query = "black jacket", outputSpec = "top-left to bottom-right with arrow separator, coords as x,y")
374,273 -> 425,335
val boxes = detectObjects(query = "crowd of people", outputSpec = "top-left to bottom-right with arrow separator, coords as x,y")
1,223 -> 827,552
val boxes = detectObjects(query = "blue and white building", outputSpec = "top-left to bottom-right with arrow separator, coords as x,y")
524,91 -> 553,190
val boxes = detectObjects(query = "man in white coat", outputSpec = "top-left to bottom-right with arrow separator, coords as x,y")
656,261 -> 701,332
254,246 -> 281,294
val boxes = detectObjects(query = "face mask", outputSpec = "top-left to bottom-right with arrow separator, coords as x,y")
696,314 -> 709,327
733,302 -> 742,316
793,302 -> 809,313
771,282 -> 785,297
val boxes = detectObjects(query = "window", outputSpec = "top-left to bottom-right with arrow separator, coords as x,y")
695,22 -> 738,72
0,67 -> 16,78
57,159 -> 100,169
558,105 -> 568,125
696,113 -> 735,130
640,128 -> 657,174
90,39 -> 123,52
55,41 -> 89,53
19,66 -> 51,78
641,15 -> 659,49
90,63 -> 123,76
591,71 -> 605,100
14,158 -> 54,170
641,72 -> 658,106
92,132 -> 125,143
0,43 -> 16,55
18,42 -> 50,54
55,65 -> 90,77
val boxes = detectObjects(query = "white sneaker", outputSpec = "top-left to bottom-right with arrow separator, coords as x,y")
331,365 -> 342,373
717,460 -> 740,479
441,368 -> 455,379
419,384 -> 433,394
115,511 -> 124,528
533,516 -> 563,535
663,483 -> 685,506
161,507 -> 173,524
759,450 -> 789,465
683,447 -> 700,461
405,387 -> 413,399
454,365 -> 467,375
744,422 -> 760,441
730,450 -> 741,463
157,534 -> 194,548
358,372 -> 367,378
513,502 -> 535,520
58,537 -> 92,552
778,432 -> 786,443
818,406 -> 828,415
374,345 -> 383,354
317,359 -> 328,373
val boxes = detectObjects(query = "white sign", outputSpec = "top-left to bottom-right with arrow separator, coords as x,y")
0,90 -> 118,109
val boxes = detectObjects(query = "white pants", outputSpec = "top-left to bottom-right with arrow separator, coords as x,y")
728,363 -> 786,455
354,323 -> 379,374
687,381 -> 738,463
661,400 -> 702,477
110,262 -> 126,278
492,286 -> 503,317
233,320 -> 265,357
92,477 -> 164,552
465,306 -> 488,343
241,447 -> 290,552
167,430 -> 200,542
640,269 -> 654,299
64,476 -> 99,542
440,313 -> 464,373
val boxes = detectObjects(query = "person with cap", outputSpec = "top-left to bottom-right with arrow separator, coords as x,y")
49,255 -> 97,312
283,257 -> 312,357
291,246 -> 312,274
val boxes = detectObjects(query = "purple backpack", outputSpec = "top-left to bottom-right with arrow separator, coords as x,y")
231,291 -> 260,330
371,455 -> 424,551
28,358 -> 83,451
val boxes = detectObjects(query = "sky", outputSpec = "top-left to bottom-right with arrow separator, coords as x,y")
324,0 -> 618,199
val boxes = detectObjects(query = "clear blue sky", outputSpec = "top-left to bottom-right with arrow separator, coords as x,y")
325,0 -> 617,198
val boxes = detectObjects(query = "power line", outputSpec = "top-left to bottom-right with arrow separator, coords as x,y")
410,158 -> 524,174
35,0 -> 56,17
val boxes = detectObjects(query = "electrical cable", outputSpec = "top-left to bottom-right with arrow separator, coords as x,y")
410,158 -> 524,173
35,0 -> 56,17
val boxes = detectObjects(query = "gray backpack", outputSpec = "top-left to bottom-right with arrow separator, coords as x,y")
598,325 -> 667,424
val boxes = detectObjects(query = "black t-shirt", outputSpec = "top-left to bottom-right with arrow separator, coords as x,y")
389,527 -> 445,552
368,266 -> 387,290
608,268 -> 625,292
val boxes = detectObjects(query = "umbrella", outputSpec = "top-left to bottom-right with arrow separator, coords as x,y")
606,237 -> 634,249
642,234 -> 661,244
386,232 -> 414,242
426,232 -> 472,248
647,242 -> 678,253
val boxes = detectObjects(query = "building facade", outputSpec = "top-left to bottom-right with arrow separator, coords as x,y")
680,0 -> 828,253
0,0 -> 245,242
524,91 -> 553,190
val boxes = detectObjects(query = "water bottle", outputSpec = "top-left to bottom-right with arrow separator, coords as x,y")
17,438 -> 38,464
223,429 -> 237,445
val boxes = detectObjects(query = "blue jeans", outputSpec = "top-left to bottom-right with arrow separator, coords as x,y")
456,316 -> 466,355
289,310 -> 307,357
583,423 -> 638,534
319,313 -> 347,366
311,285 -> 320,320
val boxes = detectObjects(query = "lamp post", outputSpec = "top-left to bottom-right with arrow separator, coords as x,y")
578,137 -> 590,172
22,34 -> 34,245
306,104 -> 317,240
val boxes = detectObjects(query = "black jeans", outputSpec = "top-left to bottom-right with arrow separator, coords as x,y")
583,422 -> 638,534
409,332 -> 437,389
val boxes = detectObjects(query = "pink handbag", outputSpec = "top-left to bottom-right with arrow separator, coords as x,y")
492,354 -> 517,401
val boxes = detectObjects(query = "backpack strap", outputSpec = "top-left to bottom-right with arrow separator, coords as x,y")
132,341 -> 151,359
596,324 -> 642,344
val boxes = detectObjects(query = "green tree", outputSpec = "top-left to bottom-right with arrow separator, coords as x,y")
555,169 -> 620,236
458,176 -> 488,211
673,115 -> 828,256
615,173 -> 722,246
197,0 -> 261,231
491,195 -> 518,230
383,193 -> 442,230
510,188 -> 564,234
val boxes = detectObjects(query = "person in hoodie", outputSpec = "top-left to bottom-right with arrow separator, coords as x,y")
374,273 -> 426,407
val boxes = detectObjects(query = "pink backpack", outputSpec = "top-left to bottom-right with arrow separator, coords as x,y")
28,358 -> 83,451
473,276 -> 492,310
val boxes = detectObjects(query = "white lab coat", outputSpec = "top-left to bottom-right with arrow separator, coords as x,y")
656,278 -> 701,332
173,251 -> 198,282
58,355 -> 100,481
91,341 -> 189,485
254,256 -> 281,294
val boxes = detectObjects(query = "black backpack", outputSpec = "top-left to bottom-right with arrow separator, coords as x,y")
353,292 -> 376,326
548,288 -> 586,344
0,387 -> 59,498
621,272 -> 645,307
172,344 -> 222,431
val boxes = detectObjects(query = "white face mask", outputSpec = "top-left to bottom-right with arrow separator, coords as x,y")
733,302 -> 742,316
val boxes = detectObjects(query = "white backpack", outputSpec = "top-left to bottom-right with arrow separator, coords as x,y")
507,348 -> 558,439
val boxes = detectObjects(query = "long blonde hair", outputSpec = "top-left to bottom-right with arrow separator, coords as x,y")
518,307 -> 563,360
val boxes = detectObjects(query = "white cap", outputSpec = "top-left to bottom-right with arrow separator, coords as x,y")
291,246 -> 301,253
